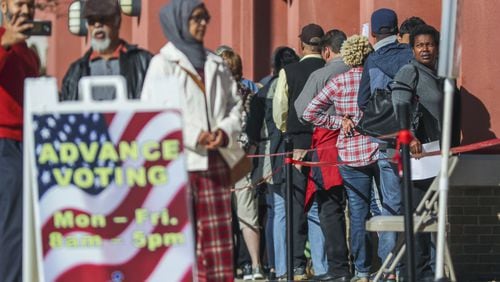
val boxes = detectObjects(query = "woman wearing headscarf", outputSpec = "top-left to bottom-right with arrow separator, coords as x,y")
141,0 -> 244,281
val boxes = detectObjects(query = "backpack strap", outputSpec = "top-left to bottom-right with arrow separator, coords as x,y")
390,64 -> 421,130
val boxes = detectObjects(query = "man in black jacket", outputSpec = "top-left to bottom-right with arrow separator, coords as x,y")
272,23 -> 327,280
61,0 -> 152,101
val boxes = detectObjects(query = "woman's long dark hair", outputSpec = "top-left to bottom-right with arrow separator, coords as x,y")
272,46 -> 300,75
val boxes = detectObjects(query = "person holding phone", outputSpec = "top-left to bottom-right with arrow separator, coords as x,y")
0,0 -> 40,281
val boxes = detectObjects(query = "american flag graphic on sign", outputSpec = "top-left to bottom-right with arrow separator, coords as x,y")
32,111 -> 194,282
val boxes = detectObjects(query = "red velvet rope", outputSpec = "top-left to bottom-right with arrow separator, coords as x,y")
232,138 -> 500,191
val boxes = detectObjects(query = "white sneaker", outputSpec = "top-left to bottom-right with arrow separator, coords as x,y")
252,266 -> 264,280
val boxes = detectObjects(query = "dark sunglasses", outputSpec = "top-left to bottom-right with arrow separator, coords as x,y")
189,13 -> 211,24
87,16 -> 116,26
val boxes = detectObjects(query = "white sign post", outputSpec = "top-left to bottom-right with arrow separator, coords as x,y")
437,0 -> 460,280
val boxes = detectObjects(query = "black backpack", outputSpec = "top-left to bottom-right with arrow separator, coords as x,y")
355,65 -> 420,138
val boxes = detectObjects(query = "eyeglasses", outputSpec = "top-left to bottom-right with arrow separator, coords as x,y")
189,13 -> 211,24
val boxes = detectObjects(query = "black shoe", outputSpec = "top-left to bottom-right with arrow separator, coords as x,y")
242,263 -> 253,280
293,266 -> 309,280
313,272 -> 336,281
330,275 -> 352,282
267,271 -> 276,280
314,272 -> 352,282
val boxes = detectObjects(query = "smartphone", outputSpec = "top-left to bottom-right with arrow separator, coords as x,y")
24,21 -> 52,36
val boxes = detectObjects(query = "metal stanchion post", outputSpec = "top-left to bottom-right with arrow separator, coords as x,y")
435,78 -> 455,282
284,136 -> 294,281
397,104 -> 416,281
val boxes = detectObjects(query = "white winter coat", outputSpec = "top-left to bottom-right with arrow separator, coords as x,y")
141,42 -> 244,171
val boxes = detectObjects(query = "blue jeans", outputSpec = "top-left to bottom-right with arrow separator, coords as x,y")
308,201 -> 328,275
265,190 -> 275,270
273,192 -> 287,276
376,152 -> 401,262
340,158 -> 400,278
273,193 -> 328,276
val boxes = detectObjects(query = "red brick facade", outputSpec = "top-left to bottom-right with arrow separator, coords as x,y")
35,0 -> 500,147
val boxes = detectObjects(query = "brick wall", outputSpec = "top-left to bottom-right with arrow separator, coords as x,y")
448,186 -> 500,281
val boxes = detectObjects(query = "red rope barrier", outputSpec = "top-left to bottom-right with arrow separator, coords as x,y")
231,166 -> 283,192
246,145 -> 338,158
231,138 -> 500,191
283,138 -> 500,168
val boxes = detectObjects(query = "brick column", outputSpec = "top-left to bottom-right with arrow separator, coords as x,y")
131,0 -> 167,54
448,187 -> 500,280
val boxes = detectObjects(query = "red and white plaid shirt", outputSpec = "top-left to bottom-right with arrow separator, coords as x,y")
303,67 -> 378,167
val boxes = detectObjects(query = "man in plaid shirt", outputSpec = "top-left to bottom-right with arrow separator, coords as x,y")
302,67 -> 378,167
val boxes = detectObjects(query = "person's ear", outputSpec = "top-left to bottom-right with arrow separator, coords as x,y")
323,48 -> 330,59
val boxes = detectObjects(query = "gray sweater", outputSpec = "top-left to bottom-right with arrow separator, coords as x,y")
392,60 -> 443,132
294,57 -> 350,123
393,60 -> 461,145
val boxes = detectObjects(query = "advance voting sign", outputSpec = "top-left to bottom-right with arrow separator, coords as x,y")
23,77 -> 194,282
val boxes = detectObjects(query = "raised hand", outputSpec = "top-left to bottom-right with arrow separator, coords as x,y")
1,14 -> 33,49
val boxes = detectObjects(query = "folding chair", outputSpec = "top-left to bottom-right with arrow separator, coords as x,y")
365,156 -> 459,282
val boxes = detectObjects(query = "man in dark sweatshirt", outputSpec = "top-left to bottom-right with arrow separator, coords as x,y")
0,0 -> 40,280
356,8 -> 413,280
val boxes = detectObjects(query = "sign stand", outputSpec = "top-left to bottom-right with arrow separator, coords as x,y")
23,76 -> 195,282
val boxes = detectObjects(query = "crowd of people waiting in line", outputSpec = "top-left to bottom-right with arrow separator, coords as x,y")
1,0 -> 460,281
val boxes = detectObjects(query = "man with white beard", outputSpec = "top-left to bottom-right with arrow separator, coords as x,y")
61,0 -> 152,101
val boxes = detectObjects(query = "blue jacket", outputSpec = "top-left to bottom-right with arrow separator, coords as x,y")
357,40 -> 413,111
